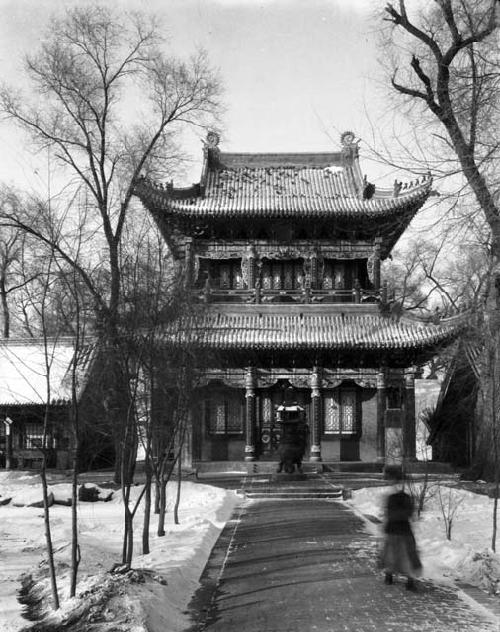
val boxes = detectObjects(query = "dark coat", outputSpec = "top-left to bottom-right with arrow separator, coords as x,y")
382,489 -> 422,576
385,490 -> 414,535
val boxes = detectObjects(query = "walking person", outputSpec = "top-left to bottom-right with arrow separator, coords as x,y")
381,465 -> 422,591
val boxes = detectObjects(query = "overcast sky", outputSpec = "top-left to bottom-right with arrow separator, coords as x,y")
0,0 -> 399,192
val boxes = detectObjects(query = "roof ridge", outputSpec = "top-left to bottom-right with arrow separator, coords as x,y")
0,336 -> 78,346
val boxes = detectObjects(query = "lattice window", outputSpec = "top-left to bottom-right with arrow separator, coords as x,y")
23,423 -> 44,449
261,263 -> 272,289
261,261 -> 304,291
284,263 -> 294,290
294,265 -> 304,289
272,263 -> 282,290
226,396 -> 243,432
206,392 -> 243,435
220,264 -> 231,289
324,388 -> 357,435
333,263 -> 345,289
197,259 -> 244,290
322,261 -> 333,289
262,395 -> 272,424
234,266 -> 244,289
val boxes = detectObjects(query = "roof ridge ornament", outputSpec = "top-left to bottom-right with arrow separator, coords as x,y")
340,130 -> 359,167
205,131 -> 220,148
340,130 -> 356,147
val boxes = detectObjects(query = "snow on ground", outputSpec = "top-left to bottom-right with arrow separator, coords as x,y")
3,473 -> 500,631
0,471 -> 242,632
349,480 -> 500,594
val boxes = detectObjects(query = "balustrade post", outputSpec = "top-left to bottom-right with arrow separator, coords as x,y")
309,366 -> 322,462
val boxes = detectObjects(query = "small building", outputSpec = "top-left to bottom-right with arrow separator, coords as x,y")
427,341 -> 479,468
134,131 -> 465,469
0,338 -> 112,471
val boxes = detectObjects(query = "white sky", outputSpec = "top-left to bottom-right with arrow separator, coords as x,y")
0,0 -> 404,192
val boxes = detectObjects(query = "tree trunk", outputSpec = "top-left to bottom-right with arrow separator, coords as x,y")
0,274 -> 10,338
142,459 -> 152,555
157,477 -> 166,537
174,448 -> 182,525
121,484 -> 133,566
70,442 -> 80,597
101,332 -> 135,486
41,456 -> 60,610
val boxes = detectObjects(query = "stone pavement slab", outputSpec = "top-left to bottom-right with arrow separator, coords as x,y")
185,499 -> 499,632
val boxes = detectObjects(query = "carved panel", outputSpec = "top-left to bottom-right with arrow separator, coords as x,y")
367,253 -> 375,284
288,375 -> 311,388
262,395 -> 273,424
197,370 -> 246,388
241,256 -> 250,288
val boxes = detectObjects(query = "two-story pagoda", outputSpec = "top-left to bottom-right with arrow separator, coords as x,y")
134,131 -> 464,468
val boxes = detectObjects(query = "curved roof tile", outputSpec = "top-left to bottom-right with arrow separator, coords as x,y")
159,310 -> 463,352
134,167 -> 431,219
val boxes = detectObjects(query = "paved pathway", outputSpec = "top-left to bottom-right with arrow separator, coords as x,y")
185,499 -> 500,632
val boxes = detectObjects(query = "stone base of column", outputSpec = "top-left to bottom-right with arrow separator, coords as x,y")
244,446 -> 256,462
309,444 -> 322,462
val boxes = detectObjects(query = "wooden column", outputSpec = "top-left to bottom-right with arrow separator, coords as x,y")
247,245 -> 256,289
184,239 -> 193,288
403,370 -> 417,461
373,240 -> 382,291
310,253 -> 319,290
244,367 -> 256,461
4,417 -> 13,470
310,366 -> 322,462
376,371 -> 386,462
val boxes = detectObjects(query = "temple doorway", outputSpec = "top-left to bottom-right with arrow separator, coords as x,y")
257,380 -> 310,459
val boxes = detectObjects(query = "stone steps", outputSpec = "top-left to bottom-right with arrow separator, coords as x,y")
240,472 -> 344,500
244,490 -> 344,500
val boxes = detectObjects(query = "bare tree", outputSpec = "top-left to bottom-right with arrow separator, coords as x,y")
0,4 -> 221,484
0,189 -> 45,337
381,0 -> 500,478
436,483 -> 464,540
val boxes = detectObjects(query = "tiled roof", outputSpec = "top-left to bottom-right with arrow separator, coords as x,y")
0,338 -> 96,406
134,166 -> 432,219
158,306 -> 465,352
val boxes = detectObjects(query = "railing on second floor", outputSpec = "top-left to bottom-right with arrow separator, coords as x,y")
193,281 -> 384,305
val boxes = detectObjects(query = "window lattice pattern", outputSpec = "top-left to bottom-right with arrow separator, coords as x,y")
261,261 -> 304,291
226,397 -> 243,432
24,423 -> 44,449
262,395 -> 272,424
324,389 -> 357,434
206,393 -> 243,434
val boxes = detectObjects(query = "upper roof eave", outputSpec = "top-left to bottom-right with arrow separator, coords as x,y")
154,303 -> 466,353
133,174 -> 432,219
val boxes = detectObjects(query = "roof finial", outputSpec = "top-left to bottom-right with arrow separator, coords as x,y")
340,130 -> 356,147
205,131 -> 220,148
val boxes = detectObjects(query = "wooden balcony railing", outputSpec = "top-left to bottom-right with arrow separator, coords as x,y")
193,284 -> 382,304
